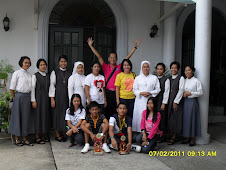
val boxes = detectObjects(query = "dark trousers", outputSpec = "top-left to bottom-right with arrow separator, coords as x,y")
119,98 -> 135,118
136,133 -> 158,154
105,90 -> 117,120
70,130 -> 84,144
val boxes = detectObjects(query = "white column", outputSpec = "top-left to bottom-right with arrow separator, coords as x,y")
163,2 -> 176,67
194,0 -> 212,144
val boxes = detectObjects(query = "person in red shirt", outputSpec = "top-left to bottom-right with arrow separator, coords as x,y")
87,37 -> 141,120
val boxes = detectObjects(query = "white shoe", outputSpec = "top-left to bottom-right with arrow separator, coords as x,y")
81,143 -> 90,153
102,143 -> 111,153
131,144 -> 141,152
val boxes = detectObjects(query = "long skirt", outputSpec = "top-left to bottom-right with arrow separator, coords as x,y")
168,106 -> 183,134
9,92 -> 35,136
183,98 -> 201,138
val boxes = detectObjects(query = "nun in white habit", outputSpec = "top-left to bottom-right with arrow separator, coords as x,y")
68,61 -> 86,107
132,61 -> 161,132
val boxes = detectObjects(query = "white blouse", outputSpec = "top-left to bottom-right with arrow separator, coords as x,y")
184,76 -> 203,98
133,74 -> 160,98
68,74 -> 86,100
31,71 -> 47,102
49,67 -> 66,97
171,74 -> 185,104
157,76 -> 170,104
10,68 -> 32,93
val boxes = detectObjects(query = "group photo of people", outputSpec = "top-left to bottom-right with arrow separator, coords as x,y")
8,37 -> 203,154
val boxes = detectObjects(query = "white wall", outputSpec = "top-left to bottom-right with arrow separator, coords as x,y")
120,0 -> 162,74
0,0 -> 37,76
0,0 -> 162,80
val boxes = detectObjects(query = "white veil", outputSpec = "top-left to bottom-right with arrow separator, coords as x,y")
139,60 -> 151,76
72,61 -> 84,75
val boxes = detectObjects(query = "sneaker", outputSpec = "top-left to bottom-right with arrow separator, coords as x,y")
109,144 -> 118,150
131,144 -> 141,152
102,143 -> 111,153
81,143 -> 90,153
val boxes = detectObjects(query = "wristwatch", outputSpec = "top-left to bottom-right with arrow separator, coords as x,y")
100,133 -> 105,137
109,136 -> 114,139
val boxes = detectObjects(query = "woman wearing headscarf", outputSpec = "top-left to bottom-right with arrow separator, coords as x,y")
132,61 -> 160,132
68,61 -> 86,108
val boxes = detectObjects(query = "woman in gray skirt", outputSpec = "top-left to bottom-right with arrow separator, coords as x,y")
9,56 -> 35,146
49,55 -> 71,142
167,61 -> 185,145
31,59 -> 50,144
182,65 -> 203,146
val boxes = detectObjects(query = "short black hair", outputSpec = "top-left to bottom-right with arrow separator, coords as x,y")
109,52 -> 118,59
155,63 -> 166,72
58,55 -> 68,62
185,65 -> 196,72
91,62 -> 100,68
88,101 -> 100,109
117,102 -> 127,109
170,61 -> 180,70
36,59 -> 47,69
121,59 -> 133,72
19,56 -> 31,67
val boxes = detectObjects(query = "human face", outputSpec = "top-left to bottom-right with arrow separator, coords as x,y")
156,65 -> 164,76
89,106 -> 99,117
92,63 -> 100,75
170,64 -> 178,75
147,99 -> 154,111
76,64 -> 84,75
59,58 -> 67,69
117,104 -> 127,117
185,66 -> 194,79
72,97 -> 81,109
123,61 -> 131,74
108,53 -> 117,65
142,63 -> 150,76
22,59 -> 31,70
39,61 -> 47,72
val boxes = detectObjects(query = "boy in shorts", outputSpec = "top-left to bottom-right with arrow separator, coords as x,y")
109,102 -> 141,153
80,101 -> 111,153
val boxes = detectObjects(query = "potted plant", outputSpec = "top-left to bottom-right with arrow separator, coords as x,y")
0,59 -> 14,80
0,92 -> 12,133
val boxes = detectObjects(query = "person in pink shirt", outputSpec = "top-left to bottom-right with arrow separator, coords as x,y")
87,37 -> 141,120
136,97 -> 162,153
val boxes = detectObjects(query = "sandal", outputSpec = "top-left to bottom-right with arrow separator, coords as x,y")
66,143 -> 75,148
168,138 -> 176,145
35,138 -> 45,144
15,140 -> 23,146
23,140 -> 34,146
55,136 -> 63,142
181,138 -> 190,144
41,137 -> 49,142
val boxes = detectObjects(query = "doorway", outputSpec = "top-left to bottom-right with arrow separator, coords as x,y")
48,0 -> 116,74
182,8 -> 226,117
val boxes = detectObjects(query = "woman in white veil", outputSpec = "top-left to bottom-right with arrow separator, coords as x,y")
132,61 -> 160,132
68,61 -> 86,107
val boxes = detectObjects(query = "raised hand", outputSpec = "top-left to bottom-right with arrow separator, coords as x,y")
87,37 -> 94,47
133,38 -> 142,48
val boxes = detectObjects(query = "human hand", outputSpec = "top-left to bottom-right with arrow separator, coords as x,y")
142,134 -> 147,142
90,133 -> 97,142
126,143 -> 132,153
134,38 -> 142,48
111,138 -> 118,150
51,98 -> 55,108
160,103 -> 165,111
173,102 -> 178,111
184,91 -> 192,98
87,37 -> 94,47
72,126 -> 79,133
104,100 -> 107,108
142,141 -> 148,147
32,101 -> 37,109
